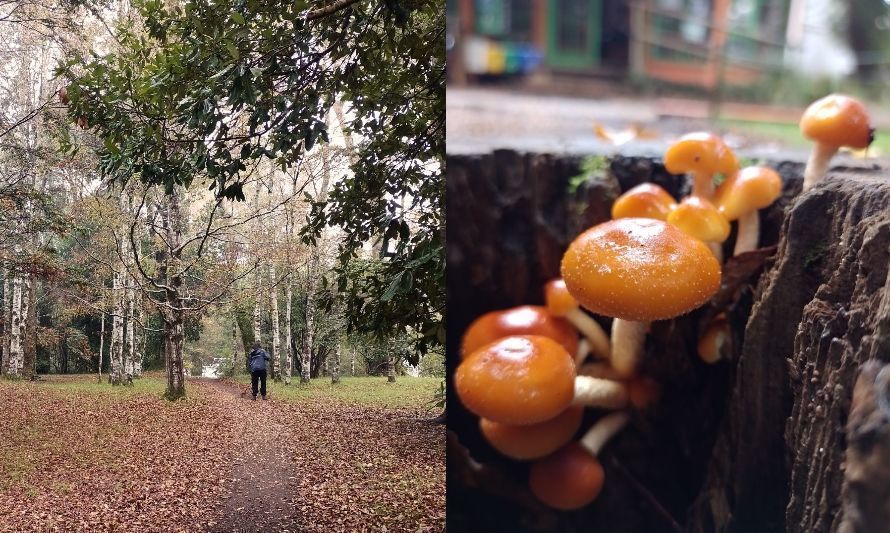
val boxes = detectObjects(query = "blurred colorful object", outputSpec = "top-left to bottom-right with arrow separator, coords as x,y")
463,36 -> 542,76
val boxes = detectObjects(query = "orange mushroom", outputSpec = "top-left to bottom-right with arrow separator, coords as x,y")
544,279 -> 609,363
562,218 -> 721,377
714,166 -> 782,255
663,132 -> 738,199
455,335 -> 629,426
479,405 -> 584,460
666,196 -> 730,261
698,313 -> 730,364
611,183 -> 677,221
460,305 -> 578,360
529,412 -> 629,510
800,94 -> 873,192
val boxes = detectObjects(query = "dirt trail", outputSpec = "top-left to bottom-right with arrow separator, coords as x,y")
193,379 -> 300,532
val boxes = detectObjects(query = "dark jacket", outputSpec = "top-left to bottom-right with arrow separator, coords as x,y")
248,349 -> 270,372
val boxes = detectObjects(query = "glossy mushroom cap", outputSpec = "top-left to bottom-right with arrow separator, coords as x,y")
479,405 -> 584,460
663,132 -> 737,178
800,94 -> 873,149
561,218 -> 721,321
456,335 -> 575,425
714,166 -> 782,221
666,196 -> 731,243
544,279 -> 579,316
611,183 -> 677,221
461,305 -> 578,359
529,442 -> 605,510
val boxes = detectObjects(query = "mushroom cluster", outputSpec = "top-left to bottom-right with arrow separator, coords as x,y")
455,101 -> 872,510
455,216 -> 714,510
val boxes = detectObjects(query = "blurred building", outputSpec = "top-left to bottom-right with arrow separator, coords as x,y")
448,0 -> 796,90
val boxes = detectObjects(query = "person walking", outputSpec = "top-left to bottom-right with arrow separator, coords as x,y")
248,341 -> 271,400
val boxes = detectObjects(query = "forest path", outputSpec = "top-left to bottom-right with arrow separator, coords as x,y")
195,378 -> 301,532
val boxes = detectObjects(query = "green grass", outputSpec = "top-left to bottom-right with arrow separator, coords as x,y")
717,118 -> 890,154
232,375 -> 442,409
37,374 -> 168,397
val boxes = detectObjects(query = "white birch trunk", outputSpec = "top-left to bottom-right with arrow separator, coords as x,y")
6,276 -> 23,376
330,343 -> 341,384
350,347 -> 355,377
284,283 -> 293,385
270,265 -> 280,381
132,293 -> 142,377
300,263 -> 315,384
110,271 -> 125,385
232,314 -> 241,374
125,276 -> 135,379
253,272 -> 262,347
1,272 -> 7,374
23,275 -> 36,379
98,308 -> 105,382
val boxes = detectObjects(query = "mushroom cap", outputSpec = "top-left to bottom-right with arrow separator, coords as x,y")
714,166 -> 783,221
663,132 -> 737,176
627,376 -> 661,409
461,305 -> 578,359
529,442 -> 605,510
455,335 -> 576,425
666,196 -> 731,243
479,405 -> 584,460
611,183 -> 677,221
544,278 -> 579,317
561,218 -> 721,321
800,94 -> 872,149
698,313 -> 729,364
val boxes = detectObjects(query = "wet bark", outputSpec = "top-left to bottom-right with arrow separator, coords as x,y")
446,151 -> 890,532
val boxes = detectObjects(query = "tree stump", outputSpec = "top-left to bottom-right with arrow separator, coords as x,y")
446,150 -> 890,532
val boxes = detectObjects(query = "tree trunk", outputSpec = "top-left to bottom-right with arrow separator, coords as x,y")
125,274 -> 135,379
98,308 -> 105,383
270,265 -> 280,381
330,343 -> 341,384
231,313 -> 241,374
284,282 -> 293,385
350,347 -> 355,376
109,270 -> 125,385
132,292 -> 142,377
23,276 -> 36,379
164,187 -> 186,400
1,271 -> 7,375
6,276 -> 23,376
386,354 -> 395,383
300,264 -> 315,384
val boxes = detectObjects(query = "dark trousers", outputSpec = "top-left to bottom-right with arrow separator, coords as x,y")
251,369 -> 267,398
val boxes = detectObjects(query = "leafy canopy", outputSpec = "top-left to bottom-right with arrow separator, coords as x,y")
58,0 -> 444,354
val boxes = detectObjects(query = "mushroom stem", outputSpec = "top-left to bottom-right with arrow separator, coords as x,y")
707,241 -> 723,262
611,319 -> 647,377
575,338 -> 591,366
565,308 -> 610,361
579,411 -> 630,456
802,142 -> 838,192
571,376 -> 628,410
577,361 -> 624,381
692,171 -> 714,198
733,211 -> 760,256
